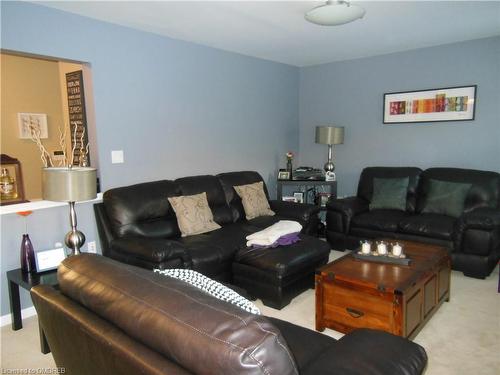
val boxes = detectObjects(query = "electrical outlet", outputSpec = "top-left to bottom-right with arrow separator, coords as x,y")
87,241 -> 97,254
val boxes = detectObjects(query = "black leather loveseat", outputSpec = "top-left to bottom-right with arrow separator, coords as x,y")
326,167 -> 500,279
95,171 -> 330,308
32,254 -> 428,375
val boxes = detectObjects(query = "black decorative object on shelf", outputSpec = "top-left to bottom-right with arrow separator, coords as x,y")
286,159 -> 293,179
285,151 -> 294,180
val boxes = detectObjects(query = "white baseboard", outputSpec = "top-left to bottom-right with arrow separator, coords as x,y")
0,307 -> 37,327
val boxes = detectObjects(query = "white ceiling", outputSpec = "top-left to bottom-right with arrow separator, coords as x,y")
39,1 -> 500,67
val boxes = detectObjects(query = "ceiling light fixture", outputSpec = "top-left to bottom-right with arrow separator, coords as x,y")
305,0 -> 366,26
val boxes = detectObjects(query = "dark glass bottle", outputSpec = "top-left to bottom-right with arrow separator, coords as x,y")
20,234 -> 36,273
286,159 -> 293,180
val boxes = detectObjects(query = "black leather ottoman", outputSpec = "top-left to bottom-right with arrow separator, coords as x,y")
232,235 -> 331,309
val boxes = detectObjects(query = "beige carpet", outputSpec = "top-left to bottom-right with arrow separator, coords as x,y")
258,250 -> 500,375
1,250 -> 499,374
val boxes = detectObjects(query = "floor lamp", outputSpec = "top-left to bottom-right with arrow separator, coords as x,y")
42,167 -> 97,255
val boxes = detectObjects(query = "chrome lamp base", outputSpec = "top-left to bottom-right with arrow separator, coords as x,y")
64,201 -> 86,256
324,144 -> 336,181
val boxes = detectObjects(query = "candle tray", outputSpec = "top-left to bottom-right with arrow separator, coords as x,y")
352,250 -> 411,266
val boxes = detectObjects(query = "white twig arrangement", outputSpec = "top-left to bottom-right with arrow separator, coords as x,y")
28,117 -> 53,168
58,125 -> 67,167
78,126 -> 88,166
28,116 -> 90,168
70,124 -> 78,166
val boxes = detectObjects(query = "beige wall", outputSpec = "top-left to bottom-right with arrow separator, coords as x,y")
0,53 -> 78,200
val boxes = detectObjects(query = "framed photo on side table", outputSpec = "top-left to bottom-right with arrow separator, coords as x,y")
383,85 -> 477,124
317,193 -> 331,207
278,170 -> 291,180
35,248 -> 67,273
293,192 -> 304,203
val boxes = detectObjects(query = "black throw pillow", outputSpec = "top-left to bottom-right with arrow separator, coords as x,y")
369,177 -> 409,211
421,179 -> 471,218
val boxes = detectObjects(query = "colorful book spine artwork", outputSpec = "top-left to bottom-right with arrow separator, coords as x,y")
390,94 -> 468,115
435,94 -> 445,112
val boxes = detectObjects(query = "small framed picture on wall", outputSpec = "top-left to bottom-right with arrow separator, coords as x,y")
17,113 -> 48,139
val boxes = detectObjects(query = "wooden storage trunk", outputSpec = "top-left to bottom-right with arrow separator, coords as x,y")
315,241 -> 451,339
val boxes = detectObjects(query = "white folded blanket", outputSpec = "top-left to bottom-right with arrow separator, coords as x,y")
246,220 -> 302,247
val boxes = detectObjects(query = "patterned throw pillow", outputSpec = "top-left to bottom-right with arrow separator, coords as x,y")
233,181 -> 275,220
168,192 -> 221,237
154,268 -> 261,314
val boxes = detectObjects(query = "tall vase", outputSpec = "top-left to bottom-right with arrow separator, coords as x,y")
20,234 -> 36,273
286,159 -> 293,180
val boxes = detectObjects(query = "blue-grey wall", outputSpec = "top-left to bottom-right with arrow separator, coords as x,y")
0,1 -> 298,316
1,204 -> 99,317
299,37 -> 500,197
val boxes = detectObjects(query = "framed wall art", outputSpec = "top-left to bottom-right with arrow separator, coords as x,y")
65,70 -> 90,166
17,113 -> 48,139
383,85 -> 477,124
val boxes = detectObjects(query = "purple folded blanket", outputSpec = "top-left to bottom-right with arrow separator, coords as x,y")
249,232 -> 300,250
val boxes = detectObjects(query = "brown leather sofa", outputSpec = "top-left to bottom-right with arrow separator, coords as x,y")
31,254 -> 428,375
94,171 -> 331,308
326,167 -> 500,278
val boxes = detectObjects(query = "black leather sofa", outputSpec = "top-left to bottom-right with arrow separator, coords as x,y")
95,171 -> 330,308
31,254 -> 428,375
326,167 -> 500,279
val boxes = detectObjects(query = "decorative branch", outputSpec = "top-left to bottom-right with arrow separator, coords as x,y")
70,123 -> 78,166
28,117 -> 53,167
84,143 -> 90,166
27,117 -> 91,169
78,126 -> 86,166
58,125 -> 67,167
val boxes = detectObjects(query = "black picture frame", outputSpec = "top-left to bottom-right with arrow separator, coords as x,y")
383,85 -> 477,124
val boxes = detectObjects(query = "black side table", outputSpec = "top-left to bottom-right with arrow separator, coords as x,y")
276,179 -> 337,204
6,268 -> 58,354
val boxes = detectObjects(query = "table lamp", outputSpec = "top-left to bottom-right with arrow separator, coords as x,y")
315,126 -> 344,180
42,167 -> 97,255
